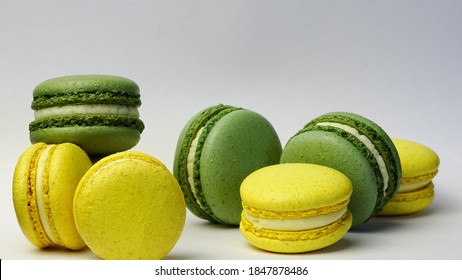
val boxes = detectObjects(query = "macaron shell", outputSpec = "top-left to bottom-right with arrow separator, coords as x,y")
280,130 -> 378,227
45,144 -> 93,249
198,109 -> 282,225
240,211 -> 352,253
30,126 -> 140,155
74,151 -> 186,259
32,74 -> 140,98
12,143 -> 91,250
378,182 -> 434,215
392,138 -> 439,181
240,163 -> 352,212
13,143 -> 49,248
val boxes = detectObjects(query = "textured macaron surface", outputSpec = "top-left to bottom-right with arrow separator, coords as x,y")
378,139 -> 439,216
280,112 -> 401,227
74,151 -> 186,260
239,163 -> 353,253
31,75 -> 141,110
12,143 -> 92,250
174,104 -> 282,225
240,163 -> 352,213
29,75 -> 144,155
392,138 -> 439,183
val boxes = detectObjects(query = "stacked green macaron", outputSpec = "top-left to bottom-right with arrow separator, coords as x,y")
281,112 -> 402,227
29,75 -> 144,156
174,104 -> 282,225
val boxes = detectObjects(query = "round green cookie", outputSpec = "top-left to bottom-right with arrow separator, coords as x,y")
29,75 -> 144,156
280,112 -> 401,227
174,104 -> 282,225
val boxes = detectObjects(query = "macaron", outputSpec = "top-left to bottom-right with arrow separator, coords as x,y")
12,142 -> 92,250
173,104 -> 282,225
29,74 -> 145,156
378,138 -> 439,215
280,112 -> 402,227
240,163 -> 353,253
73,151 -> 186,259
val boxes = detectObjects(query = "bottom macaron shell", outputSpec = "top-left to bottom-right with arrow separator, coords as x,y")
74,152 -> 186,260
240,211 -> 352,253
378,182 -> 434,216
30,126 -> 140,155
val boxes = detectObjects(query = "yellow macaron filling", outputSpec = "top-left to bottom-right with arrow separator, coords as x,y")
241,210 -> 351,241
27,145 -> 57,247
34,104 -> 140,119
242,198 -> 349,232
35,144 -> 62,246
397,170 -> 437,193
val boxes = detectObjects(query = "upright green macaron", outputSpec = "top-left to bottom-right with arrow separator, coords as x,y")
173,104 -> 282,225
280,112 -> 401,227
29,75 -> 145,156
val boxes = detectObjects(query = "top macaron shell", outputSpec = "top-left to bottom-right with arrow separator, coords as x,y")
174,104 -> 282,225
392,138 -> 439,182
280,112 -> 401,227
29,75 -> 144,155
73,151 -> 186,260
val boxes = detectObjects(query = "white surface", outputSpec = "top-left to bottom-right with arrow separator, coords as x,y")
1,0 -> 461,260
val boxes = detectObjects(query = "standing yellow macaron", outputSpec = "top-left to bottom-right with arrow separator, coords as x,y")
240,163 -> 353,253
378,138 -> 440,216
12,142 -> 92,250
73,151 -> 186,260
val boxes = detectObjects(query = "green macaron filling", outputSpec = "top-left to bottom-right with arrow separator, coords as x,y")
29,115 -> 145,133
32,92 -> 141,110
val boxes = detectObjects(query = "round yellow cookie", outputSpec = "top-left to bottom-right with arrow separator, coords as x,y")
239,163 -> 353,253
73,151 -> 186,259
379,139 -> 439,215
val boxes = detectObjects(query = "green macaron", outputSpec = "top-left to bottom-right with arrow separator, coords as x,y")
280,112 -> 401,227
173,104 -> 282,225
29,75 -> 145,156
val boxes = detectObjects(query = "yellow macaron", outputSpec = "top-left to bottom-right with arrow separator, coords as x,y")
378,138 -> 440,216
73,151 -> 186,259
239,163 -> 353,253
12,142 -> 92,250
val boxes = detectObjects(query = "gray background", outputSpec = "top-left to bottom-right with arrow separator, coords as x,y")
1,0 -> 461,259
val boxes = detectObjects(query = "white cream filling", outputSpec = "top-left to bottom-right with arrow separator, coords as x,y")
243,206 -> 347,231
186,127 -> 206,209
34,104 -> 139,119
398,180 -> 431,193
318,122 -> 389,196
35,145 -> 59,244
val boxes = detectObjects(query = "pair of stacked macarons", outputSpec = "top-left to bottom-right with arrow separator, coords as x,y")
173,105 -> 440,253
13,75 -> 186,259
